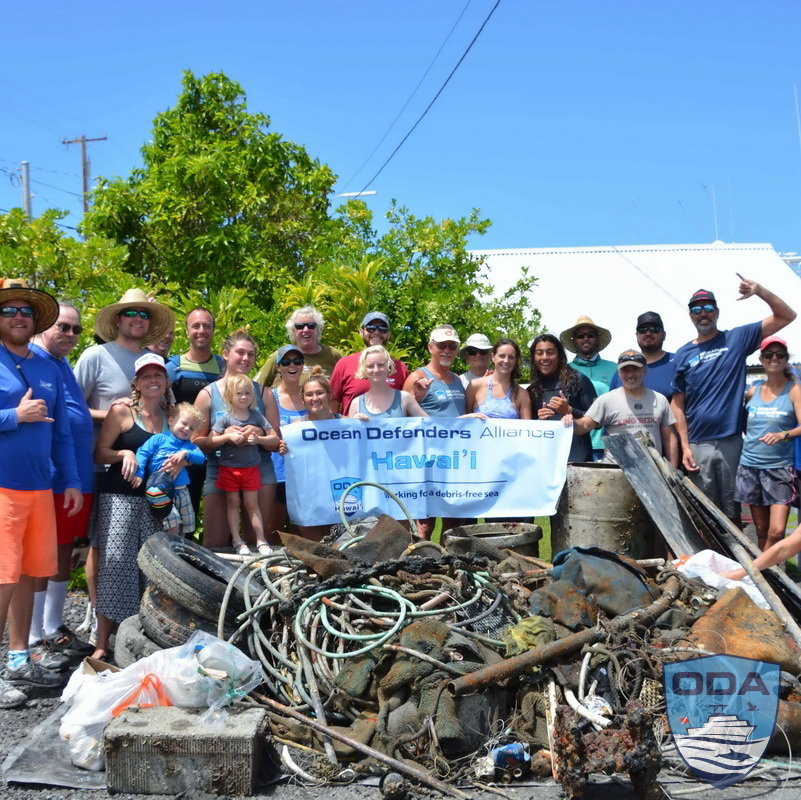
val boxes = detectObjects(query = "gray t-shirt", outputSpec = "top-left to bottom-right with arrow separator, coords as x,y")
73,342 -> 146,411
585,387 -> 675,463
212,409 -> 270,468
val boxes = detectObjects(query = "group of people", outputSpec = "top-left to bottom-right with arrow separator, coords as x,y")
0,271 -> 798,710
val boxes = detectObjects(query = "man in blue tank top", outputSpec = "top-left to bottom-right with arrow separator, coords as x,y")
671,277 -> 796,523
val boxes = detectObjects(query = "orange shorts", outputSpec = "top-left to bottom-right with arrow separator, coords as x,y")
53,492 -> 93,545
0,488 -> 57,583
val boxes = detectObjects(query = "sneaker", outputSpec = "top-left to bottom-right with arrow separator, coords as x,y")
30,642 -> 71,671
5,659 -> 65,689
0,677 -> 26,709
43,625 -> 94,658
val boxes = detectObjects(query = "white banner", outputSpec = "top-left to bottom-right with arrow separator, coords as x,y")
283,417 -> 571,525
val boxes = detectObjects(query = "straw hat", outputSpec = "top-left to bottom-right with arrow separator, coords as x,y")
0,278 -> 59,334
559,315 -> 612,354
94,289 -> 175,346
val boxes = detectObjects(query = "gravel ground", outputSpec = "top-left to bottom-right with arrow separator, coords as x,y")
0,592 -> 797,800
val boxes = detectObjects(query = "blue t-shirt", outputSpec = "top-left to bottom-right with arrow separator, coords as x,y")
135,432 -> 206,487
31,344 -> 94,494
609,352 -> 676,400
0,347 -> 79,491
672,321 -> 762,442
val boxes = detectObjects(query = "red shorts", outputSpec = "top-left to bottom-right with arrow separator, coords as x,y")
53,492 -> 94,545
0,488 -> 57,583
216,465 -> 261,492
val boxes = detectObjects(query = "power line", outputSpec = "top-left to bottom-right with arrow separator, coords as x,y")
358,0 -> 501,194
29,177 -> 83,198
342,0 -> 474,190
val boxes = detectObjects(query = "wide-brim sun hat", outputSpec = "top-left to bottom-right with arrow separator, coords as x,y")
94,288 -> 175,346
0,278 -> 59,334
560,315 -> 612,354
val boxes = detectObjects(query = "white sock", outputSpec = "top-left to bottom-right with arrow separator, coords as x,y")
43,580 -> 69,637
29,590 -> 46,646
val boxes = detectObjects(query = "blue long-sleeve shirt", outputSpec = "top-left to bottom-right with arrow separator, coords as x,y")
0,346 -> 79,491
135,432 -> 205,487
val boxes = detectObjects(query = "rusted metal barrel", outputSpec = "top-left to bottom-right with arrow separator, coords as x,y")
551,463 -> 656,559
442,522 -> 542,558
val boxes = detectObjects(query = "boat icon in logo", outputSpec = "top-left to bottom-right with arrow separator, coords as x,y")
663,654 -> 779,788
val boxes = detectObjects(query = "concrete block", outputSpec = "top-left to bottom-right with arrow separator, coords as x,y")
104,705 -> 270,795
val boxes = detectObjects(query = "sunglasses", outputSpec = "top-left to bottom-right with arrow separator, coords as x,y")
55,322 -> 83,335
464,347 -> 489,357
364,324 -> 389,333
0,306 -> 34,318
574,331 -> 597,339
434,341 -> 458,351
294,322 -> 317,330
637,325 -> 662,334
278,356 -> 304,366
761,350 -> 788,360
120,309 -> 151,319
689,304 -> 717,314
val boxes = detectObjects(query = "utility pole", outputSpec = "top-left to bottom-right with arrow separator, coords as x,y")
20,161 -> 32,218
62,135 -> 107,213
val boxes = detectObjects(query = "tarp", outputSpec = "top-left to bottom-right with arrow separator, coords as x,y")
283,417 -> 571,524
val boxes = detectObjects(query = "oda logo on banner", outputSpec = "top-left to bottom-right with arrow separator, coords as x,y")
663,654 -> 779,788
330,477 -> 363,517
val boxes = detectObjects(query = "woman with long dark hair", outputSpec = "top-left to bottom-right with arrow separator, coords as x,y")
465,338 -> 531,419
527,333 -> 596,462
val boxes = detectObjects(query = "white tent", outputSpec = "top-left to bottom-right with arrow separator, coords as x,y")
471,242 -> 801,362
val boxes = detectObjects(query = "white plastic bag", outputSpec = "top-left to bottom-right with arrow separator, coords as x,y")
674,549 -> 770,610
59,632 -> 264,770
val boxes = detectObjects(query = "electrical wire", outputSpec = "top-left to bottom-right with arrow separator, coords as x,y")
341,0 -> 474,190
357,0 -> 502,194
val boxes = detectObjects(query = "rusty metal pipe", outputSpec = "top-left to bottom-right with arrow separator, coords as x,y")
447,575 -> 681,697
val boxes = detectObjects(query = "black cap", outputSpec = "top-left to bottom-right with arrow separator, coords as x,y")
688,289 -> 717,307
636,311 -> 663,329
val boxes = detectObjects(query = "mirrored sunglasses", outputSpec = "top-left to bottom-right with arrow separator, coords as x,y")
0,306 -> 34,318
689,304 -> 716,314
120,309 -> 151,319
364,324 -> 389,333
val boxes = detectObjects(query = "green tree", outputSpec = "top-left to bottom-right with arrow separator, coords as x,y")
280,200 -> 541,367
0,209 -> 134,355
82,71 -> 336,314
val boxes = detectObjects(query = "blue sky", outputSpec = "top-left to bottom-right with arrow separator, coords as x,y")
2,1 -> 800,253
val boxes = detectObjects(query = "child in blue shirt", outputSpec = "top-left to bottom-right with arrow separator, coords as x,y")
134,403 -> 206,536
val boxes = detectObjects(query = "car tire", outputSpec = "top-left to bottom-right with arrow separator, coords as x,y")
139,584 -> 235,649
137,532 -> 262,623
115,614 -> 162,668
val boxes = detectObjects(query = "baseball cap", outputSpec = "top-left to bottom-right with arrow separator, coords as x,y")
134,352 -> 167,375
617,349 -> 647,368
429,325 -> 460,344
760,335 -> 787,351
360,311 -> 390,328
636,312 -> 663,329
688,289 -> 717,307
276,345 -> 304,363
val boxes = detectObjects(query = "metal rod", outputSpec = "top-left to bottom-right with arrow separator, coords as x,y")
447,575 -> 681,697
